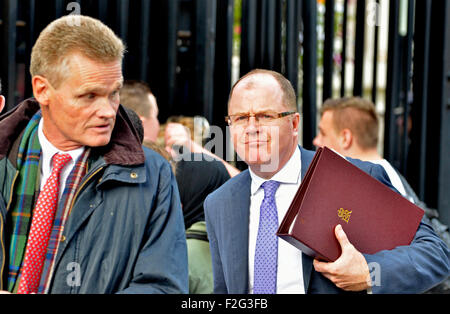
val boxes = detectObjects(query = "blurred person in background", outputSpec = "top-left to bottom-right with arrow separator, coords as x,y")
119,80 -> 160,143
164,116 -> 240,177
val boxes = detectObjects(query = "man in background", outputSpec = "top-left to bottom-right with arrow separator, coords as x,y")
313,97 -> 411,198
120,80 -> 240,177
164,118 -> 240,177
312,97 -> 450,229
119,80 -> 160,143
313,96 -> 450,292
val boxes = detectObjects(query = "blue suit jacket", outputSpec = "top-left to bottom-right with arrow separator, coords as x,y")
204,147 -> 450,294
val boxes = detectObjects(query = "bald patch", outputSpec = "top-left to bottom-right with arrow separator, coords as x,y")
229,70 -> 297,111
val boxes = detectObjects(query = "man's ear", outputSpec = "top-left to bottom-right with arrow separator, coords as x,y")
291,112 -> 301,135
32,75 -> 51,106
340,128 -> 353,150
0,95 -> 5,114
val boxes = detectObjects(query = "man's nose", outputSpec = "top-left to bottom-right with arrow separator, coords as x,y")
244,116 -> 259,133
312,135 -> 321,147
97,98 -> 117,119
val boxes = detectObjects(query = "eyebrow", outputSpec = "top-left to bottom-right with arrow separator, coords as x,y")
77,81 -> 123,96
229,110 -> 277,115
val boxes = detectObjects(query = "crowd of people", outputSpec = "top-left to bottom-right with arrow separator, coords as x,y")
0,15 -> 448,294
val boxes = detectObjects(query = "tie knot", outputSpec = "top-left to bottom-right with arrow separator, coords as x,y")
52,153 -> 72,173
261,180 -> 280,198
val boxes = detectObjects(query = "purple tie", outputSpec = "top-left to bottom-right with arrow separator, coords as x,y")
254,180 -> 281,294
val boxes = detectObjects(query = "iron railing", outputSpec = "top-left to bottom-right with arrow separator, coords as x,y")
0,0 -> 449,224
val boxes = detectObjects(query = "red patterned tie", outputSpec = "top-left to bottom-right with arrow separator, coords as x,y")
18,153 -> 72,294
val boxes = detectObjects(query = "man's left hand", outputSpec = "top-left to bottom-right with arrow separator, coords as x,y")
313,224 -> 371,291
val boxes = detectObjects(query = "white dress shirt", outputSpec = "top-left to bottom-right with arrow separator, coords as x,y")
370,159 -> 414,202
248,146 -> 305,294
38,119 -> 85,200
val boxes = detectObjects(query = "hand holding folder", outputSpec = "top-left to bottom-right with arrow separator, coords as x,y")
312,224 -> 373,291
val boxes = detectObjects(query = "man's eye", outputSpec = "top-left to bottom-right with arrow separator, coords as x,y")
84,93 -> 96,100
235,115 -> 248,121
257,113 -> 274,120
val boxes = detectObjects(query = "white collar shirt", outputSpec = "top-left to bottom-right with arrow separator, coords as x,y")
248,146 -> 305,294
38,119 -> 86,200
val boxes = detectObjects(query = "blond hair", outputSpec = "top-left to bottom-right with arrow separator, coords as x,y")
320,97 -> 379,150
120,81 -> 154,118
30,15 -> 125,88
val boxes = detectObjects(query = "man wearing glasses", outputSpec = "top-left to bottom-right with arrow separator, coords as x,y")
204,69 -> 449,294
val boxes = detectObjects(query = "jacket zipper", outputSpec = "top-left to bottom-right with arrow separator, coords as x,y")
42,166 -> 105,294
0,170 -> 20,291
68,166 -> 104,215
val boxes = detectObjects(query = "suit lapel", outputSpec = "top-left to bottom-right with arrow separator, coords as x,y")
300,146 -> 314,181
226,171 -> 251,293
299,146 -> 315,292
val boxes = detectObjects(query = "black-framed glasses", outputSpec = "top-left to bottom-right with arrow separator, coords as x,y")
225,111 -> 296,126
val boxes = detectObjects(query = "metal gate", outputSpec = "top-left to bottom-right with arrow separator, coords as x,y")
1,0 -> 449,224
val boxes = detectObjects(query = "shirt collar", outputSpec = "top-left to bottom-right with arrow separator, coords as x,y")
249,146 -> 301,195
38,118 -> 85,173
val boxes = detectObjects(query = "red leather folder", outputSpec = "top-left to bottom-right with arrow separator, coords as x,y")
276,147 -> 424,262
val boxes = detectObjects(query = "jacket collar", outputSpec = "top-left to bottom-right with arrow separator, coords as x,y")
299,146 -> 315,180
0,98 -> 145,166
227,170 -> 251,293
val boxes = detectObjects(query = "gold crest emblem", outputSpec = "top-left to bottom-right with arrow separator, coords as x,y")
338,208 -> 352,223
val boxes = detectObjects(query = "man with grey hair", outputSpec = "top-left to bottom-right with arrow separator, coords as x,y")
0,15 -> 188,294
